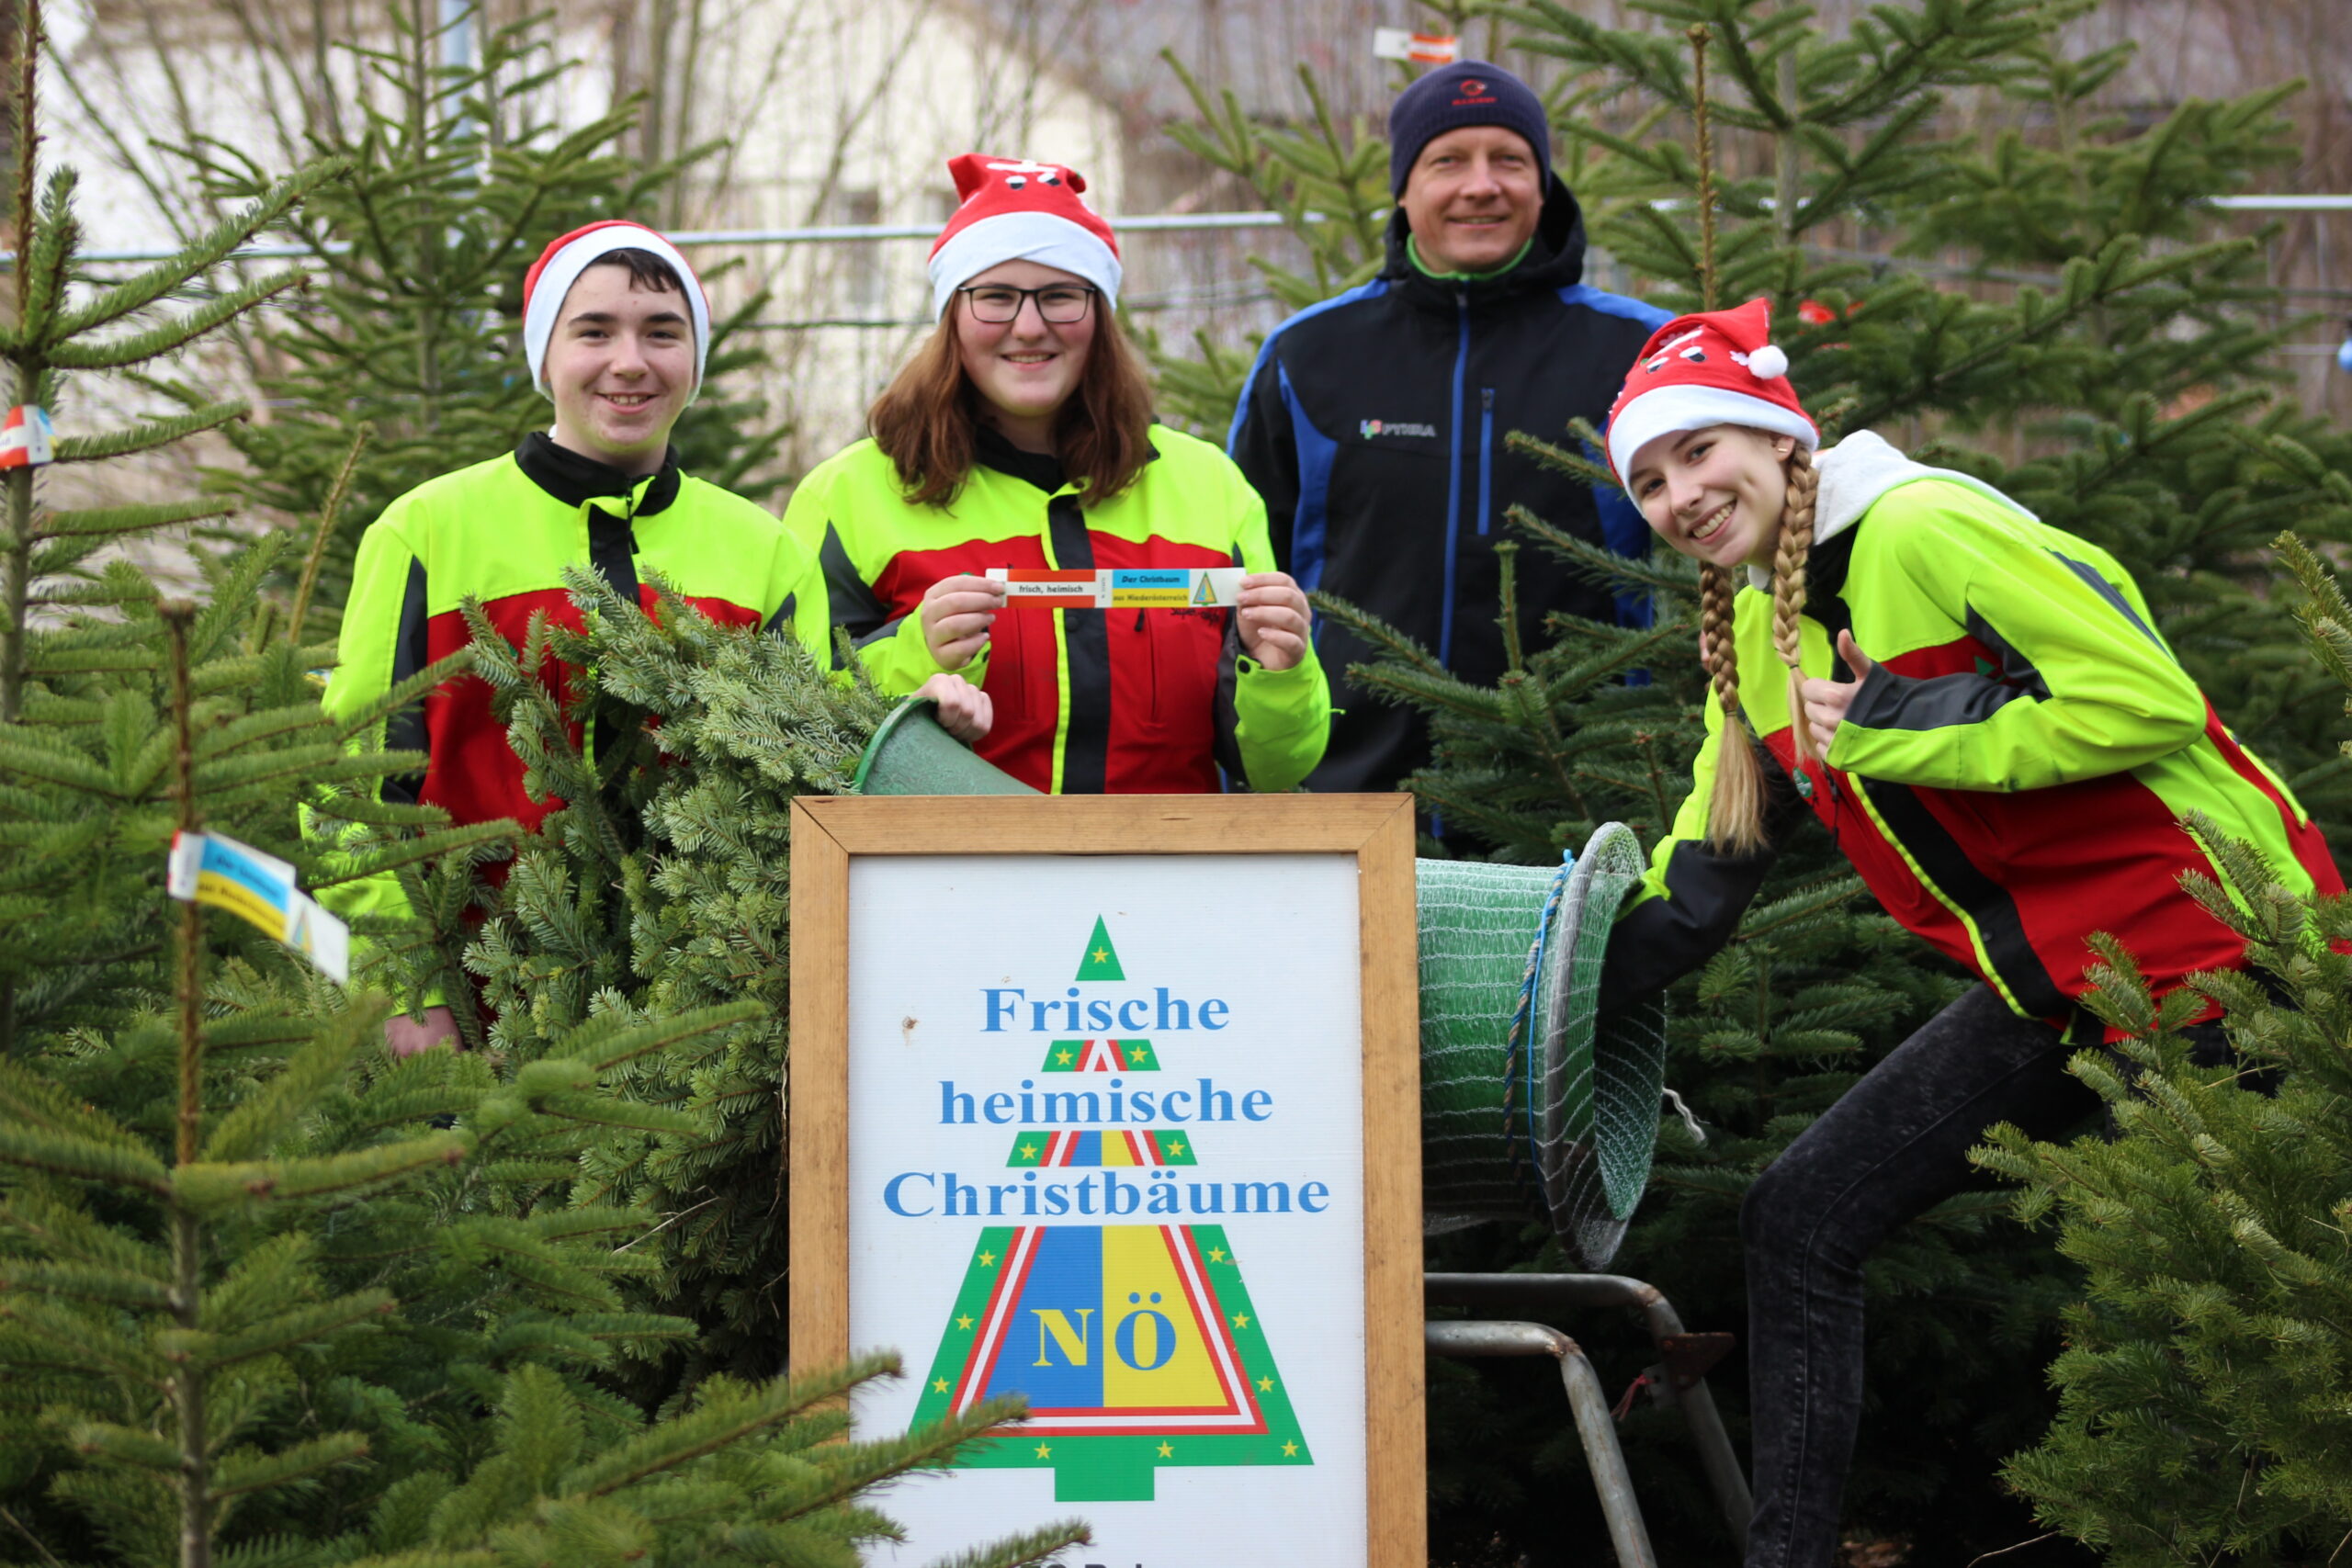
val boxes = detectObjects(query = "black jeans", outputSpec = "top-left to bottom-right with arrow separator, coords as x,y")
1739,984 -> 2100,1567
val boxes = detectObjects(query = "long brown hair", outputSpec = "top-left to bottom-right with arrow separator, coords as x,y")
866,294 -> 1158,508
1701,441 -> 1819,854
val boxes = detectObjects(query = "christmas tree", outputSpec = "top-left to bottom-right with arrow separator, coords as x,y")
1153,0 -> 2351,1558
453,566 -> 892,1396
1977,530 -> 2352,1563
0,9 -> 1083,1560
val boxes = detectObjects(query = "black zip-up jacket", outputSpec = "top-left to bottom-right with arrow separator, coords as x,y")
1226,175 -> 1669,795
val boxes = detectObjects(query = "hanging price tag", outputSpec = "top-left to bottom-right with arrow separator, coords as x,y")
167,829 -> 349,982
0,405 -> 55,468
1373,28 -> 1459,63
988,567 -> 1248,609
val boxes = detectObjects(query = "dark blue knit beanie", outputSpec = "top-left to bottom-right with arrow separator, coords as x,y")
1387,62 -> 1551,196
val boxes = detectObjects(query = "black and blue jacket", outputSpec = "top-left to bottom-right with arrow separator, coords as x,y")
1227,175 -> 1668,795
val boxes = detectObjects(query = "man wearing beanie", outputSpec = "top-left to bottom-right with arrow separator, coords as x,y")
319,222 -> 854,1054
1227,62 -> 1669,798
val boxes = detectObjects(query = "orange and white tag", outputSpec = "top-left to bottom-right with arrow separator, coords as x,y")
1373,28 -> 1459,63
988,567 -> 1247,609
0,406 -> 55,468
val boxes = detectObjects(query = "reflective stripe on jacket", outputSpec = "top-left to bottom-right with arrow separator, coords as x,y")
787,426 -> 1330,795
320,437 -> 829,933
1609,473 -> 2341,1037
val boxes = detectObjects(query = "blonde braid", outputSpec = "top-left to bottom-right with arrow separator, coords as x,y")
1772,446 -> 1821,772
1701,559 -> 1768,853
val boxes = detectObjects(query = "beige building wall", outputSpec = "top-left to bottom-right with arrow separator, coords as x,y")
44,0 -> 1128,471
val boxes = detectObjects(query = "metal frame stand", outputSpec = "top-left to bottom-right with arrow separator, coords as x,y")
1424,1273 -> 1752,1562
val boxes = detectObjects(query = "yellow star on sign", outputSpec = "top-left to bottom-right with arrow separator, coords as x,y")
1019,1143 -> 1038,1159
978,1251 -> 997,1267
956,1314 -> 974,1330
1281,1440 -> 1299,1458
1128,1044 -> 1148,1063
1055,1048 -> 1073,1065
1092,947 -> 1109,964
1206,1247 -> 1226,1262
1034,1443 -> 1052,1459
1257,1376 -> 1273,1392
1231,1313 -> 1250,1328
933,1379 -> 950,1393
1167,1140 -> 1186,1156
1156,1441 -> 1174,1458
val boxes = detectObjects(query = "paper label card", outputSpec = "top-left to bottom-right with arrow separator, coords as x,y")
167,829 -> 349,982
988,567 -> 1248,609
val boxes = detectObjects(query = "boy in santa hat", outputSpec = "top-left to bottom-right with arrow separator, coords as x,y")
322,221 -> 983,1053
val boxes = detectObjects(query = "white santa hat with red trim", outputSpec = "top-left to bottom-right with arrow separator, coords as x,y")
522,220 -> 711,401
1604,298 -> 1817,485
927,154 -> 1122,321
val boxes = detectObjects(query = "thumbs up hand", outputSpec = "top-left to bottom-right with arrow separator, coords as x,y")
1796,629 -> 1879,760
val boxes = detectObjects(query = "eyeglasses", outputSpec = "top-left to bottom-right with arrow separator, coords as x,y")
957,284 -> 1098,324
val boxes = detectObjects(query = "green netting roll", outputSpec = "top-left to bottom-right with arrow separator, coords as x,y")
1417,859 -> 1562,1224
1416,824 -> 1666,1270
1531,822 -> 1666,1271
853,697 -> 1041,796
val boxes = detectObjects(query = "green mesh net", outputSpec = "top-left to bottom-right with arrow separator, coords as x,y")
1416,824 -> 1666,1270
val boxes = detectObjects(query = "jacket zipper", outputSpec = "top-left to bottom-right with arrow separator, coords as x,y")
1476,387 -> 1496,536
1440,289 -> 1470,667
1136,608 -> 1155,722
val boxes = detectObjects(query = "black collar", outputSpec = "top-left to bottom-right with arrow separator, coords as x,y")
515,431 -> 683,516
1806,523 -> 1860,601
973,423 -> 1069,493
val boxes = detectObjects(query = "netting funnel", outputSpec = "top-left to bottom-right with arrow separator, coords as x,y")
1417,823 -> 1666,1270
851,696 -> 1041,796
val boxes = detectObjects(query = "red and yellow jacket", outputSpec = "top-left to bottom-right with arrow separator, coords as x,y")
320,434 -> 829,930
1602,433 -> 2341,1037
786,425 -> 1330,794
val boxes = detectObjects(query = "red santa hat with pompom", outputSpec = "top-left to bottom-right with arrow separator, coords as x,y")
1604,298 -> 1817,485
927,154 -> 1122,321
521,220 -> 711,401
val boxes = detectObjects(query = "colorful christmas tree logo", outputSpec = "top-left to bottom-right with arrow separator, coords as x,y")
910,918 -> 1311,1503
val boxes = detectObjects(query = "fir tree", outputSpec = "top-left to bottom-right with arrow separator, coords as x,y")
1975,529 -> 2352,1564
165,2 -> 789,623
0,16 -> 1082,1562
0,601 -> 1079,1568
449,571 -> 891,1396
0,0 -> 390,1051
1154,0 -> 2352,1557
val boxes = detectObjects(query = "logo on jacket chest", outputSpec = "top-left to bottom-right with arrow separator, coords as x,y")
1359,418 -> 1439,440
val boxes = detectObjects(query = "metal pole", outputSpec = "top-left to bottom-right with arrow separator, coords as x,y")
1426,1272 -> 1753,1549
13,196 -> 2349,267
1426,1321 -> 1657,1568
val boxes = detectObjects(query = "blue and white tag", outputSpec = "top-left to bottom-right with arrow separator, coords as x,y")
166,829 -> 349,982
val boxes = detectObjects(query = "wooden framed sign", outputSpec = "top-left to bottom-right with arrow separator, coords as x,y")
789,794 -> 1423,1566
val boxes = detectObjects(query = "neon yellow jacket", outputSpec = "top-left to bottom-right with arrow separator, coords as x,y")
321,435 -> 829,939
1604,433 -> 2340,1035
786,425 -> 1330,794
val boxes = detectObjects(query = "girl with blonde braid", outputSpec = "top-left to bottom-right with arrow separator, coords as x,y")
1595,299 -> 2341,1565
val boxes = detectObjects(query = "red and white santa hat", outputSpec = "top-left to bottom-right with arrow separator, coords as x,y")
928,154 -> 1122,321
1604,298 -> 1817,485
521,220 -> 711,400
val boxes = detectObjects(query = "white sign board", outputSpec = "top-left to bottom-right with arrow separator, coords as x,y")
848,853 -> 1367,1562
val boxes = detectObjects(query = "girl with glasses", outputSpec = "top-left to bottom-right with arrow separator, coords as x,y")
786,154 -> 1331,795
